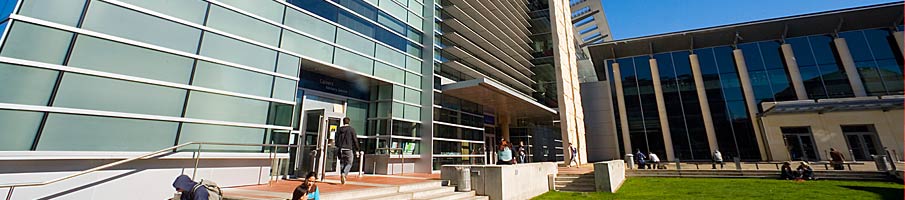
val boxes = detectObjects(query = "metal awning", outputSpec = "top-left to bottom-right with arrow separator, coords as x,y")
441,78 -> 557,118
760,96 -> 904,116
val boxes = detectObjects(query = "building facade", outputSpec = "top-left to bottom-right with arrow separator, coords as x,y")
0,0 -> 588,199
587,2 -> 904,162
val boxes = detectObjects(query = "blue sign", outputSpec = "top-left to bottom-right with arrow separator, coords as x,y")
299,71 -> 370,100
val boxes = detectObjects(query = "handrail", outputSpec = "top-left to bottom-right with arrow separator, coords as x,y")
0,142 -> 299,190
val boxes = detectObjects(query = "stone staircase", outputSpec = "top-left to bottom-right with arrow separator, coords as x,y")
554,173 -> 596,192
319,180 -> 487,200
626,170 -> 892,181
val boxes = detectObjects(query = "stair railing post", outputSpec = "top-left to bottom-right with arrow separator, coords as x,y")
192,144 -> 203,180
6,186 -> 14,200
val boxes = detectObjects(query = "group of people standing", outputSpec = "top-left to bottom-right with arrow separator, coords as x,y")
496,139 -> 527,165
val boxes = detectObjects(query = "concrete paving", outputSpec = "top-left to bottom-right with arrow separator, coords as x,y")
222,173 -> 441,200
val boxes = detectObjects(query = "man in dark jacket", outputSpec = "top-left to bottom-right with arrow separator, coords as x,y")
173,175 -> 208,200
334,117 -> 360,184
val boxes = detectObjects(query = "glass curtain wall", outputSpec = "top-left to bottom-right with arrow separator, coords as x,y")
693,47 -> 759,160
786,35 -> 854,99
614,57 -> 666,156
839,29 -> 904,96
654,52 -> 711,160
738,41 -> 796,111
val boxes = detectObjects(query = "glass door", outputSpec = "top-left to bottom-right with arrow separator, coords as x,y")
781,127 -> 820,161
842,125 -> 883,161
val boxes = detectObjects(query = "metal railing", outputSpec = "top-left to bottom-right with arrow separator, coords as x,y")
1,142 -> 300,200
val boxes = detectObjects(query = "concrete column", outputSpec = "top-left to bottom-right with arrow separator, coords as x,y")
894,31 -> 904,58
732,49 -> 768,161
499,113 -> 510,141
833,38 -> 868,97
648,58 -> 674,161
688,54 -> 719,154
612,62 -> 632,155
780,44 -> 809,100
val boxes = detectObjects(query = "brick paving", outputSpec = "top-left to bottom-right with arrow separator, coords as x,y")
222,173 -> 439,199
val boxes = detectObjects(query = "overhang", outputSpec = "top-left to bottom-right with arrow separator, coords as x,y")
760,96 -> 904,116
441,78 -> 557,118
588,2 -> 904,60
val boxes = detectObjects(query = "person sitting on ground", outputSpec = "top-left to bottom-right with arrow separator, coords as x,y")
292,172 -> 320,200
172,175 -> 208,200
796,161 -> 814,180
780,161 -> 795,180
635,149 -> 647,169
648,152 -> 661,170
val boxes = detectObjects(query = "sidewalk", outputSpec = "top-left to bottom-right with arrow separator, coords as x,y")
222,173 -> 440,200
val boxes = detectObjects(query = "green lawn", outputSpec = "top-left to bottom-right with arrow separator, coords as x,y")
534,178 -> 903,200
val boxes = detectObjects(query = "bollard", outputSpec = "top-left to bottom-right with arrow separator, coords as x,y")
456,167 -> 471,192
873,155 -> 890,172
675,159 -> 681,171
625,154 -> 635,170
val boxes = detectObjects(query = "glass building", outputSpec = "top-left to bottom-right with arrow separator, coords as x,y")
0,2 -> 592,194
587,2 -> 904,161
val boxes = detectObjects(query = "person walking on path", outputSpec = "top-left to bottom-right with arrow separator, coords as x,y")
712,150 -> 724,169
333,117 -> 360,184
497,140 -> 515,165
830,148 -> 846,170
635,149 -> 647,169
648,152 -> 661,170
569,144 -> 579,167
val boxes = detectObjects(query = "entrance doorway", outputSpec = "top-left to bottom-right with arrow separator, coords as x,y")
294,109 -> 346,180
841,125 -> 883,161
781,127 -> 819,161
484,125 -> 496,165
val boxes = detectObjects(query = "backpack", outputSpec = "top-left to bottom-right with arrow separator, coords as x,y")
191,179 -> 222,200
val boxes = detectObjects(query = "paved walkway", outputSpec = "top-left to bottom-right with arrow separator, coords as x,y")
222,173 -> 440,200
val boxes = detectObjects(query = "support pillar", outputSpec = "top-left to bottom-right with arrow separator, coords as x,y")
500,113 -> 510,142
894,31 -> 904,58
648,58 -> 674,161
733,49 -> 768,161
689,54 -> 719,155
833,38 -> 867,97
612,62 -> 632,155
780,44 -> 809,100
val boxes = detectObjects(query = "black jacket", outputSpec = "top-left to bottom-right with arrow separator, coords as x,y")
334,126 -> 359,152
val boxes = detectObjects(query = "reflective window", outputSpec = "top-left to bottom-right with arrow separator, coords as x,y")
199,32 -> 277,72
192,61 -> 273,98
406,56 -> 422,74
347,101 -> 369,134
268,102 -> 294,127
217,0 -> 284,22
272,77 -> 297,101
375,42 -> 405,67
406,72 -> 421,88
276,53 -> 301,77
336,28 -> 376,56
118,0 -> 208,24
374,62 -> 405,83
0,110 -> 43,150
840,29 -> 904,95
82,1 -> 202,53
0,63 -> 58,105
184,91 -> 270,124
17,0 -> 86,27
54,73 -> 187,117
68,36 -> 194,84
283,8 -> 336,41
0,22 -> 73,65
178,123 -> 264,152
281,30 -> 335,63
206,5 -> 281,46
37,114 -> 179,151
333,48 -> 374,74
404,87 -> 420,104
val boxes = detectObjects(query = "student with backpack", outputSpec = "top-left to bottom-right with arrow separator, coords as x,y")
172,175 -> 222,200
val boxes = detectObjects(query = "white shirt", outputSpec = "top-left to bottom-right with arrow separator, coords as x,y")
714,152 -> 723,161
649,153 -> 660,162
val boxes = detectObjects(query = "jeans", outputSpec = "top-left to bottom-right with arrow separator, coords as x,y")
338,149 -> 354,175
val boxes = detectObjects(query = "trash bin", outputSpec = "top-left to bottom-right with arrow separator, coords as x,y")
456,167 -> 471,192
625,154 -> 635,169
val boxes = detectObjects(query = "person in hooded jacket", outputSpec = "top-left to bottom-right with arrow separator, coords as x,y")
172,175 -> 209,200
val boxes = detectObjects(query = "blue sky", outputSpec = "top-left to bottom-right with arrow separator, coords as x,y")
601,0 -> 900,40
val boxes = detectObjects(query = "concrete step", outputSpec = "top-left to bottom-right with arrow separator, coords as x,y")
555,186 -> 596,192
412,186 -> 456,199
460,196 -> 489,200
399,180 -> 444,193
413,191 -> 476,200
556,174 -> 595,178
347,192 -> 414,200
555,180 -> 595,185
320,187 -> 400,200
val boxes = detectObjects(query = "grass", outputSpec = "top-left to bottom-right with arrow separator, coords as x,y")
534,178 -> 903,200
